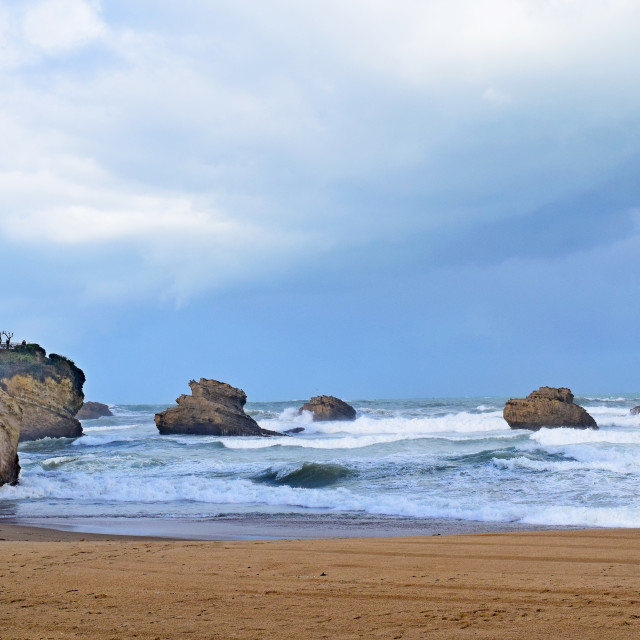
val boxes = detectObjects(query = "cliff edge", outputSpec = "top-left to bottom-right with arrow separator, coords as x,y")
0,388 -> 21,485
0,344 -> 85,442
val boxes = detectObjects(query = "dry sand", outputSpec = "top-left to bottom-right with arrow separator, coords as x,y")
0,525 -> 638,639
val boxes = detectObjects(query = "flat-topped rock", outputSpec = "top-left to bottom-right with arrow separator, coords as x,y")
76,401 -> 113,420
299,395 -> 356,422
503,386 -> 597,430
630,406 -> 640,416
155,378 -> 280,436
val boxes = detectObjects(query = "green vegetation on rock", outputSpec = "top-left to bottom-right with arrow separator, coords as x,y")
0,345 -> 85,389
0,344 -> 86,442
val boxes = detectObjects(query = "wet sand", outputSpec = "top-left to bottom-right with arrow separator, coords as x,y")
2,513 -> 570,540
0,525 -> 638,639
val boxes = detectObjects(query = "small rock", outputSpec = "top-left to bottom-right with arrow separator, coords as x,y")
299,396 -> 356,422
284,427 -> 305,434
76,401 -> 113,420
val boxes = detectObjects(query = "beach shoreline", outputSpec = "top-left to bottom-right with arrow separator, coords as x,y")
0,512 -> 577,541
1,527 -> 638,639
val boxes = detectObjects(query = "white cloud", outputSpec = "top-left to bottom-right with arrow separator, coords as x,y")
22,0 -> 105,54
2,0 -> 640,303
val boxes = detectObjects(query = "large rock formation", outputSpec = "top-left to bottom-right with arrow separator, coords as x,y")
503,387 -> 597,430
155,378 -> 280,436
299,395 -> 357,422
0,389 -> 22,486
76,401 -> 113,420
0,344 -> 85,441
630,406 -> 640,416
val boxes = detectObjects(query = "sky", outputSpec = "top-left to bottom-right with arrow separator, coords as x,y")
1,0 -> 639,403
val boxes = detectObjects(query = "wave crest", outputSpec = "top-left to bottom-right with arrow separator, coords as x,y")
252,463 -> 355,488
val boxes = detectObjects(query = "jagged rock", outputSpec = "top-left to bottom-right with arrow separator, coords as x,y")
76,401 -> 113,420
0,344 -> 85,442
503,387 -> 597,430
155,378 -> 281,436
0,389 -> 22,486
299,396 -> 356,422
630,406 -> 640,416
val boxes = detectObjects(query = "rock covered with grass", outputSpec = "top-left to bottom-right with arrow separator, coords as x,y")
0,344 -> 85,441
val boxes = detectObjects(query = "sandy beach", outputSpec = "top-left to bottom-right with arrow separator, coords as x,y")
0,526 -> 638,639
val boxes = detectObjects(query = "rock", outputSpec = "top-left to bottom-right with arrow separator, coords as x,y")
284,426 -> 305,434
155,378 -> 281,436
631,406 -> 640,415
0,389 -> 22,486
503,387 -> 597,430
0,344 -> 85,441
299,395 -> 356,422
76,401 -> 113,420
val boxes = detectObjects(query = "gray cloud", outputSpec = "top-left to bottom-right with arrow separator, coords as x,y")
2,0 -> 640,305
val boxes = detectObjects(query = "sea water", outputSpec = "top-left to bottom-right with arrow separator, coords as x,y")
1,395 -> 639,530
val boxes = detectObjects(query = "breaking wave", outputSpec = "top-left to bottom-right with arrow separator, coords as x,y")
251,463 -> 355,488
532,427 -> 640,447
2,394 -> 639,529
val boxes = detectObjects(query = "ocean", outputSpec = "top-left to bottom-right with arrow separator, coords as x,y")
1,395 -> 639,536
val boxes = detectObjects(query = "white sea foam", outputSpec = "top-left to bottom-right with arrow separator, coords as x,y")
72,434 -> 141,446
40,456 -> 80,467
492,454 -> 640,474
262,409 -> 509,437
5,471 -> 640,527
520,506 -> 640,528
83,424 -> 141,433
220,431 -> 521,450
531,427 -> 640,447
581,406 -> 640,428
220,434 -> 424,450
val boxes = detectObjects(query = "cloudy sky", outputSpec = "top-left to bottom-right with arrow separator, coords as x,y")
1,0 -> 639,402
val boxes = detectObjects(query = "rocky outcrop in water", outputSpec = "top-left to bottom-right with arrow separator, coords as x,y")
299,395 -> 356,422
284,426 -> 305,434
76,401 -> 113,420
0,389 -> 22,486
0,344 -> 85,442
155,378 -> 281,436
503,387 -> 597,430
630,406 -> 640,416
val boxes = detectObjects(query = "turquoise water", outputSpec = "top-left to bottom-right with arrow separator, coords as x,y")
1,395 -> 639,528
